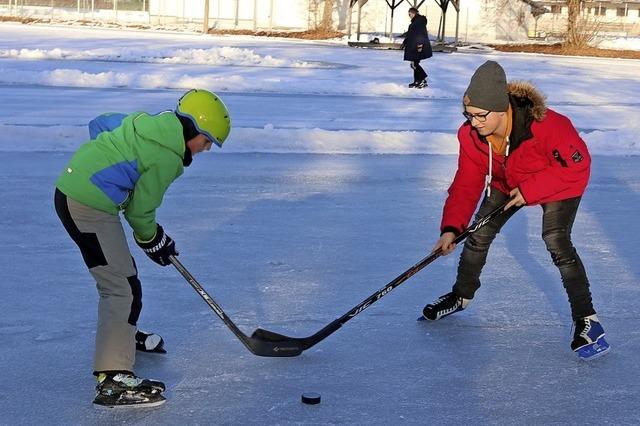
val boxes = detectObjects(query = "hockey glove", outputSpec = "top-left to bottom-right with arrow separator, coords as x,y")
135,224 -> 178,266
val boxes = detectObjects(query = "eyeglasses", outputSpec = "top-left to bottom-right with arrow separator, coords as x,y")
462,110 -> 492,123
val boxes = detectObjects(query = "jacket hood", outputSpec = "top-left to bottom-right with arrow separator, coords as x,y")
507,81 -> 547,121
132,111 -> 185,158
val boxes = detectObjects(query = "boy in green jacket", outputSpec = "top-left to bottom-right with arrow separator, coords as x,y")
54,89 -> 231,408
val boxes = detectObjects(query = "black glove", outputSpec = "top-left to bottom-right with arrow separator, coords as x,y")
135,224 -> 178,266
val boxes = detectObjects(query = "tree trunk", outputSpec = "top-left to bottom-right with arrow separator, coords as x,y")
565,0 -> 582,46
320,0 -> 335,30
337,0 -> 351,30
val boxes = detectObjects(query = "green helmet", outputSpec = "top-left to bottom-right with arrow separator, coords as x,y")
176,89 -> 231,147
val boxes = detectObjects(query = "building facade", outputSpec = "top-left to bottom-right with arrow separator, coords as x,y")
1,1 -> 639,41
534,1 -> 640,37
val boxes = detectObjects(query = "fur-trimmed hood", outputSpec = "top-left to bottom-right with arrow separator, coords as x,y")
445,80 -> 589,234
507,81 -> 547,121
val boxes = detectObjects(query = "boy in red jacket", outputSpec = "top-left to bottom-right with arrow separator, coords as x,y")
422,60 -> 609,360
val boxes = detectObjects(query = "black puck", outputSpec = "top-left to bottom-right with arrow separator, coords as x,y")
301,392 -> 321,405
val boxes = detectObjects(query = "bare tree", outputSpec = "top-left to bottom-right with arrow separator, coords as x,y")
320,0 -> 336,30
337,0 -> 352,31
565,0 -> 582,46
564,0 -> 600,48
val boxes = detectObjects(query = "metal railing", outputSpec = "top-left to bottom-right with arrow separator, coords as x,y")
0,1 -> 151,25
0,0 -> 311,30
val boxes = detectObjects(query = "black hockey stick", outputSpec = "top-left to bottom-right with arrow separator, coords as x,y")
169,256 -> 304,357
249,200 -> 513,355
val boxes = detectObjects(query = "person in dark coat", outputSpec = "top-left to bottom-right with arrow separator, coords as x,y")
402,7 -> 432,88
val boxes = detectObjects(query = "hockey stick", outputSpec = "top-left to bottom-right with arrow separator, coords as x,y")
249,200 -> 513,355
169,255 -> 304,357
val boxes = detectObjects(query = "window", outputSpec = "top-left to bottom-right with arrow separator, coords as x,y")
617,8 -> 627,17
551,5 -> 562,14
595,6 -> 606,16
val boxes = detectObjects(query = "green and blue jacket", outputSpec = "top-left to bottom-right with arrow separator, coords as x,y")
56,111 -> 185,241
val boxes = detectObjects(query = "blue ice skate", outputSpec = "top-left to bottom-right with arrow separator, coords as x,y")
571,315 -> 610,361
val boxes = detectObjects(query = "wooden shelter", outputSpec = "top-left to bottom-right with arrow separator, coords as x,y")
347,0 -> 459,51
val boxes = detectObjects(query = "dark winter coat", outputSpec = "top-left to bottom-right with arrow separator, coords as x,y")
403,14 -> 432,61
441,81 -> 591,235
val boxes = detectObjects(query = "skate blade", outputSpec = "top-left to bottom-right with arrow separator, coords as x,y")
576,336 -> 611,361
93,398 -> 166,409
136,346 -> 167,354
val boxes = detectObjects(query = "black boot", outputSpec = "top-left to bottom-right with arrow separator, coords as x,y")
415,79 -> 427,89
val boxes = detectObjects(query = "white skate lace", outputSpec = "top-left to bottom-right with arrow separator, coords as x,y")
113,374 -> 144,388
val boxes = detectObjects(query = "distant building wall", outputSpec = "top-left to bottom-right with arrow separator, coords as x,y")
344,0 -> 531,43
148,0 -> 309,29
3,1 -> 639,40
534,1 -> 640,37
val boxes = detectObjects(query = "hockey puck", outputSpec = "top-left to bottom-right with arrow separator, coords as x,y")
301,392 -> 321,405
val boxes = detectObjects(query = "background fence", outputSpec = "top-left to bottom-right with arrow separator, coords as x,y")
3,1 -> 639,41
0,0 -> 312,30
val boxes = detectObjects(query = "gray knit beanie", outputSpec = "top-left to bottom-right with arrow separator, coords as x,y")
463,60 -> 509,112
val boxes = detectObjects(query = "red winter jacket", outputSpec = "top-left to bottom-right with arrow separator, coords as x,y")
441,82 -> 591,235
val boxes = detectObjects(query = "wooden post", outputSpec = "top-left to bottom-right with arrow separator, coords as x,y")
234,0 -> 240,28
441,1 -> 447,43
347,1 -> 353,39
357,1 -> 362,41
203,0 -> 209,34
253,0 -> 257,31
389,1 -> 395,40
269,0 -> 274,29
453,0 -> 459,45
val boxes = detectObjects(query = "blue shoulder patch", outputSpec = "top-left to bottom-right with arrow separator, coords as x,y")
89,113 -> 127,139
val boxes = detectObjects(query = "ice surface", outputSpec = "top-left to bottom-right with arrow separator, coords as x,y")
1,23 -> 639,425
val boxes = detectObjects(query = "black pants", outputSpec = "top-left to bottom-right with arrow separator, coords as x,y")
411,60 -> 427,82
452,189 -> 595,320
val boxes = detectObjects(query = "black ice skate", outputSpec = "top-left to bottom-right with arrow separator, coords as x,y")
93,372 -> 166,409
421,291 -> 471,321
136,330 -> 166,354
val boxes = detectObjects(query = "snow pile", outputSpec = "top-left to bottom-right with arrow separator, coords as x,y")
0,46 -> 318,68
594,36 -> 640,51
0,65 -> 443,97
0,124 -> 457,154
1,123 -> 638,156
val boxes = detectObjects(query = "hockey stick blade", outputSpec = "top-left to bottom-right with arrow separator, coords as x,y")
249,328 -> 304,357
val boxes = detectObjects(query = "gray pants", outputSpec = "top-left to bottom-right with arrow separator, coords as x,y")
55,189 -> 141,374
